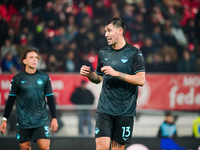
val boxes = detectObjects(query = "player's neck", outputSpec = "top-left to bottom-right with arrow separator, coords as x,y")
112,38 -> 126,50
25,67 -> 37,74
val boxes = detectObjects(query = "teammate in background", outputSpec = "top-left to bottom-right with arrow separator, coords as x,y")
80,18 -> 145,150
0,49 -> 58,150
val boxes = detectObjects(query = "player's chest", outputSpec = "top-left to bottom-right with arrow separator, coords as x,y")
18,77 -> 45,90
101,51 -> 133,71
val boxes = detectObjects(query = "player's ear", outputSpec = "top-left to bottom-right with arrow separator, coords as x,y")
119,28 -> 123,36
22,59 -> 26,65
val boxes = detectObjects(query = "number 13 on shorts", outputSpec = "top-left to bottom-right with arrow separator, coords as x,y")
122,126 -> 131,140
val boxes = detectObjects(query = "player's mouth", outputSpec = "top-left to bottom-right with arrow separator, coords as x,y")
107,38 -> 112,43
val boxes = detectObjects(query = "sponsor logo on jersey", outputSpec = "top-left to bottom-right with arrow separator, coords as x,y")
122,137 -> 129,141
16,134 -> 20,140
104,58 -> 110,61
37,79 -> 43,85
95,127 -> 100,134
138,53 -> 142,56
20,81 -> 26,84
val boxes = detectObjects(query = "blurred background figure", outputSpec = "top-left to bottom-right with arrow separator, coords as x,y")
158,111 -> 177,138
177,49 -> 197,73
1,51 -> 21,73
192,110 -> 200,138
70,80 -> 94,135
158,111 -> 186,150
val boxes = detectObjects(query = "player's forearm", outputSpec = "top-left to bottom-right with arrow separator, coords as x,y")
3,96 -> 16,119
47,95 -> 57,118
117,72 -> 145,86
87,72 -> 103,84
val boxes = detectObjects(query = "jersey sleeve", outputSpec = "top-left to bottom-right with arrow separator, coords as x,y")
95,52 -> 104,76
45,76 -> 54,97
9,77 -> 18,96
132,49 -> 145,74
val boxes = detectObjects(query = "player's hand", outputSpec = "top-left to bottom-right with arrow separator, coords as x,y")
80,65 -> 91,77
101,66 -> 118,77
51,118 -> 58,133
0,121 -> 7,133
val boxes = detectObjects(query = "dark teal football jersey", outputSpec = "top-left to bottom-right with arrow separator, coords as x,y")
9,70 -> 53,129
95,43 -> 145,117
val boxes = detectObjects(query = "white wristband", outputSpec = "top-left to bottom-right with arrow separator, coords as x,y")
2,117 -> 7,121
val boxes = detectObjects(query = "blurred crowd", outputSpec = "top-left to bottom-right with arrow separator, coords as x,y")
0,0 -> 200,74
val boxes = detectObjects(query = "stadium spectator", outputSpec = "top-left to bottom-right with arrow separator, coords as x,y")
65,50 -> 76,72
19,10 -> 35,33
7,14 -> 20,34
177,49 -> 197,73
6,27 -> 20,46
140,37 -> 157,60
0,39 -> 18,60
0,14 -> 8,46
183,19 -> 197,44
46,54 -> 60,72
1,51 -> 21,74
151,25 -> 163,48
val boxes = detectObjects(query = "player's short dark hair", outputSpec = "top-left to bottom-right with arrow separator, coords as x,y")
165,111 -> 172,117
104,18 -> 126,36
21,48 -> 40,68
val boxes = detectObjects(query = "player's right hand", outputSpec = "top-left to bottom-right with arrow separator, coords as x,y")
0,121 -> 7,133
80,65 -> 91,77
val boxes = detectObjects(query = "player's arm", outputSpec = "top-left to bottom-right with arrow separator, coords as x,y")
0,95 -> 16,133
117,71 -> 145,86
80,65 -> 103,84
101,66 -> 145,86
46,95 -> 58,132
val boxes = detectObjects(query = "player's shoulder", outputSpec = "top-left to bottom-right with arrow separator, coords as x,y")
99,45 -> 112,53
126,43 -> 143,57
37,70 -> 50,78
11,71 -> 26,83
126,43 -> 140,52
12,71 -> 25,79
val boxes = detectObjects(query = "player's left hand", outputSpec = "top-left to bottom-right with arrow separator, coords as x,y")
51,118 -> 58,133
101,66 -> 118,77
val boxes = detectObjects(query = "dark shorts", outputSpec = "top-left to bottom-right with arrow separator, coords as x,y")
95,113 -> 134,145
16,126 -> 50,143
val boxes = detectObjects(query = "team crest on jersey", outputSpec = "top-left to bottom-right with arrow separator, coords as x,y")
121,57 -> 128,63
37,79 -> 43,85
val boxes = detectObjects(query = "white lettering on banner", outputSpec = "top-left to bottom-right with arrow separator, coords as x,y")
4,92 -> 9,100
53,92 -> 60,104
183,76 -> 200,87
51,80 -> 64,90
1,80 -> 10,90
169,85 -> 200,108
